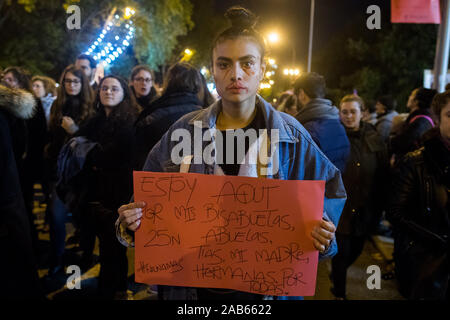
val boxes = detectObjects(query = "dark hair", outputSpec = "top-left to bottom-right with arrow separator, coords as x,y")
95,75 -> 140,124
3,66 -> 32,92
340,94 -> 365,110
162,62 -> 204,97
431,90 -> 450,122
76,54 -> 97,69
377,95 -> 397,111
277,94 -> 298,114
413,87 -> 437,110
50,65 -> 94,131
293,72 -> 326,99
130,64 -> 155,82
32,75 -> 57,96
50,64 -> 94,128
212,6 -> 267,62
199,73 -> 216,107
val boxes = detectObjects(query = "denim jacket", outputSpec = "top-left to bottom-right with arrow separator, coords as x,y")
116,96 -> 346,299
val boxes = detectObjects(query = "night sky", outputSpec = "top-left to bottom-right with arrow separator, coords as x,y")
213,0 -> 391,70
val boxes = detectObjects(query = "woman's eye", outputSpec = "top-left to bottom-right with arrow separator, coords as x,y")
243,61 -> 254,68
218,62 -> 228,69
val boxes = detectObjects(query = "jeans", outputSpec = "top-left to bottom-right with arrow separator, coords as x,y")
49,188 -> 69,259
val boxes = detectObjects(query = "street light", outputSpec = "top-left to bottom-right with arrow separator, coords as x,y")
267,32 -> 280,44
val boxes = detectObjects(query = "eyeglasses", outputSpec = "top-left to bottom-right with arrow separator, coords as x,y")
64,79 -> 81,85
134,77 -> 152,83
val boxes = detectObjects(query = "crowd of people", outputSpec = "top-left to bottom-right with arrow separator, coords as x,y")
0,5 -> 448,301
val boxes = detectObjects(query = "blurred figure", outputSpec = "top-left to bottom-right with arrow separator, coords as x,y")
390,88 -> 437,164
198,72 -> 216,108
129,65 -> 158,109
75,54 -> 99,90
361,100 -> 377,125
331,95 -> 388,300
388,91 -> 450,300
133,62 -> 204,170
76,75 -> 140,299
0,84 -> 43,299
46,65 -> 94,275
375,95 -> 398,142
277,93 -> 298,117
32,75 -> 57,125
2,66 -> 47,253
294,72 -> 350,172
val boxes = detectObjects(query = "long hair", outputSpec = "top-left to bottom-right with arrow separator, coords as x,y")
95,75 -> 141,125
49,65 -> 94,131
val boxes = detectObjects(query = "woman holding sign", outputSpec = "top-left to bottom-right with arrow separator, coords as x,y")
117,6 -> 346,300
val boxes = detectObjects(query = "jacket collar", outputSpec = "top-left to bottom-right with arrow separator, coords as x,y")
188,95 -> 298,143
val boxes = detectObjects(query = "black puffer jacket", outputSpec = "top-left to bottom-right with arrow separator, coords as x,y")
337,122 -> 388,236
133,92 -> 202,170
390,108 -> 435,159
388,129 -> 449,300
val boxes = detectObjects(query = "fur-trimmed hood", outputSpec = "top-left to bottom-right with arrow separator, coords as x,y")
0,84 -> 36,120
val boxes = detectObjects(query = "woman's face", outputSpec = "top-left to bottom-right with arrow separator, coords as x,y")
439,101 -> 450,142
212,37 -> 265,105
100,78 -> 124,108
132,70 -> 152,98
64,72 -> 82,96
32,80 -> 46,98
340,101 -> 362,131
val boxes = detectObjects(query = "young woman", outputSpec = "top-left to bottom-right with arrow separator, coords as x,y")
331,94 -> 388,300
32,75 -> 57,125
130,65 -> 158,109
388,91 -> 450,300
76,75 -> 140,299
46,65 -> 94,275
117,6 -> 346,300
133,62 -> 206,170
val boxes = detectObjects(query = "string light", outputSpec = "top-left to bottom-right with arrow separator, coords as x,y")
83,8 -> 135,67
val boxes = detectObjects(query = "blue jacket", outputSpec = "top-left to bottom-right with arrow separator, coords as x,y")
129,96 -> 346,299
295,98 -> 350,172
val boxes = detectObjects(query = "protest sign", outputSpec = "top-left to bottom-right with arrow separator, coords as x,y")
391,0 -> 441,24
133,171 -> 325,296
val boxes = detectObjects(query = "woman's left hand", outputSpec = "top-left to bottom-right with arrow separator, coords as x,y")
311,219 -> 336,253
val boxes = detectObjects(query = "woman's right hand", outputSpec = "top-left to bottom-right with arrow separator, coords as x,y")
118,201 -> 146,232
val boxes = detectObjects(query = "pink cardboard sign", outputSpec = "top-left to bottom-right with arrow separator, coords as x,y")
391,0 -> 441,24
133,171 -> 325,296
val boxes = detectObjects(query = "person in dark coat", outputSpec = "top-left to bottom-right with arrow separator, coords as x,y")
390,87 -> 437,163
0,84 -> 43,299
76,75 -> 140,299
387,91 -> 450,300
331,95 -> 388,299
133,62 -> 205,170
2,66 -> 47,253
294,72 -> 350,172
45,65 -> 94,275
129,65 -> 158,110
375,95 -> 398,143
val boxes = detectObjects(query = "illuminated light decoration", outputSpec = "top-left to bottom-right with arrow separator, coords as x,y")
283,69 -> 289,75
200,67 -> 208,76
269,80 -> 274,85
55,83 -> 59,87
265,71 -> 272,78
83,8 -> 135,67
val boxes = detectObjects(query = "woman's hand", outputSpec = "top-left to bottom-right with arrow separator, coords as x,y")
311,219 -> 336,253
118,201 -> 146,232
61,116 -> 78,134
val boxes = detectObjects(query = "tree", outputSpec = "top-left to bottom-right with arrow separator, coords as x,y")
0,0 -> 194,79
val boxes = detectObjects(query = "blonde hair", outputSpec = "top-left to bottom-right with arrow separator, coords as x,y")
339,94 -> 365,110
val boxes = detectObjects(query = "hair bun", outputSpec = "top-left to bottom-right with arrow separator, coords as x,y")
225,6 -> 257,30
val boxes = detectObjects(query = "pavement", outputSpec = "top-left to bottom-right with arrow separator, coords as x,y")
32,184 -> 404,300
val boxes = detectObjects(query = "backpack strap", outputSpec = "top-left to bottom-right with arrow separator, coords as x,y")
409,115 -> 435,127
